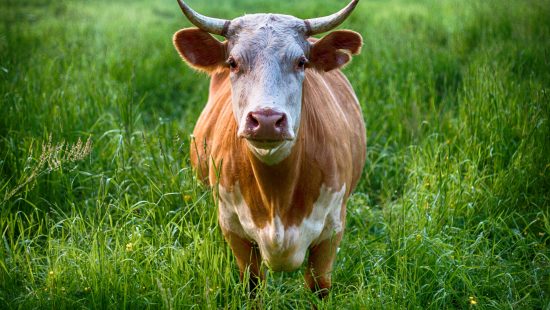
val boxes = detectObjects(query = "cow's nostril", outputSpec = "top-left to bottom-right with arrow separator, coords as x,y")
275,114 -> 286,128
247,113 -> 260,128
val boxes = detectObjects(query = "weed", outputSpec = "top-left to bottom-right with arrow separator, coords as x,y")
0,0 -> 548,308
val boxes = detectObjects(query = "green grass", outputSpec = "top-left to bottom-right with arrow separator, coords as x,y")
1,0 -> 549,308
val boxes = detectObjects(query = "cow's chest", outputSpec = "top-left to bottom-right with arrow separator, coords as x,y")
218,183 -> 346,271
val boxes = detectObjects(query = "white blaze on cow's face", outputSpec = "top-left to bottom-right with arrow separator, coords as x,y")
225,15 -> 309,162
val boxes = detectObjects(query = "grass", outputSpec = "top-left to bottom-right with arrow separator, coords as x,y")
1,0 -> 549,308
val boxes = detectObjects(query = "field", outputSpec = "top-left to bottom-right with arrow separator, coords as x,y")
1,0 -> 549,308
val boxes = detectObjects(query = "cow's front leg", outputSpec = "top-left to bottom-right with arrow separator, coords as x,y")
221,229 -> 263,296
305,232 -> 343,299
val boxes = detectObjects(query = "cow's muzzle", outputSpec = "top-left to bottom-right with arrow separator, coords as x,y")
239,108 -> 294,145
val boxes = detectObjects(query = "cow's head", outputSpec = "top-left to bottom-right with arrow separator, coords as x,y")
173,0 -> 362,164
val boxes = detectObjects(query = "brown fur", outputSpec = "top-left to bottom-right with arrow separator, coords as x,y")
173,29 -> 227,73
309,30 -> 363,71
182,29 -> 366,297
191,67 -> 365,229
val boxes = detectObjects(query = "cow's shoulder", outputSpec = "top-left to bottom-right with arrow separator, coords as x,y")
301,69 -> 366,193
190,70 -> 236,183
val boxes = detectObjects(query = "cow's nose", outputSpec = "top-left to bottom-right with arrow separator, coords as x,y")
242,108 -> 291,141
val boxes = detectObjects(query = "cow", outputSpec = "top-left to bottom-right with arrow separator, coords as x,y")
173,0 -> 366,298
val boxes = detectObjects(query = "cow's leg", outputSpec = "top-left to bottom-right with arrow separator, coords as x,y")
305,232 -> 343,299
222,230 -> 263,296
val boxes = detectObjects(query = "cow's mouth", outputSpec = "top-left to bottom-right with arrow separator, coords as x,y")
243,136 -> 297,164
245,137 -> 292,149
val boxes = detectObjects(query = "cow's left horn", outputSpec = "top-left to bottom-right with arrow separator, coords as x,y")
304,0 -> 359,36
177,0 -> 230,36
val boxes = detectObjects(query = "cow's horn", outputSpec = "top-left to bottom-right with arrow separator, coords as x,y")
177,0 -> 230,36
304,0 -> 359,36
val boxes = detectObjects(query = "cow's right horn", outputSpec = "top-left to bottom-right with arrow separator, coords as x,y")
304,0 -> 359,36
177,0 -> 230,37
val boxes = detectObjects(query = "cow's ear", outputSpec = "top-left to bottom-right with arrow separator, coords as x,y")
173,28 -> 226,73
309,30 -> 362,72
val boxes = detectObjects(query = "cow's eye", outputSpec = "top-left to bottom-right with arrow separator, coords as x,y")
227,57 -> 238,71
297,56 -> 308,70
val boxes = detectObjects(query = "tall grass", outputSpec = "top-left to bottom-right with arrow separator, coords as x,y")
1,0 -> 549,308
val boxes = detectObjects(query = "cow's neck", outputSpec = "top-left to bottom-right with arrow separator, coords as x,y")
244,139 -> 304,217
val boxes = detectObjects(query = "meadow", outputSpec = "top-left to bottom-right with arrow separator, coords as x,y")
1,0 -> 549,308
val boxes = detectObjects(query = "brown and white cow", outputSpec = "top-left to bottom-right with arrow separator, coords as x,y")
173,0 -> 366,298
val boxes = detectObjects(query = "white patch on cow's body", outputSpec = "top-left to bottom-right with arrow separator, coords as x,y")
246,139 -> 296,165
218,183 -> 346,271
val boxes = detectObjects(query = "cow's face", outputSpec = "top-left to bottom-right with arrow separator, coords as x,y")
225,15 -> 309,148
173,1 -> 361,163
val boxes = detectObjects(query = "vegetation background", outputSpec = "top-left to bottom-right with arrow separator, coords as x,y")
1,0 -> 549,308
